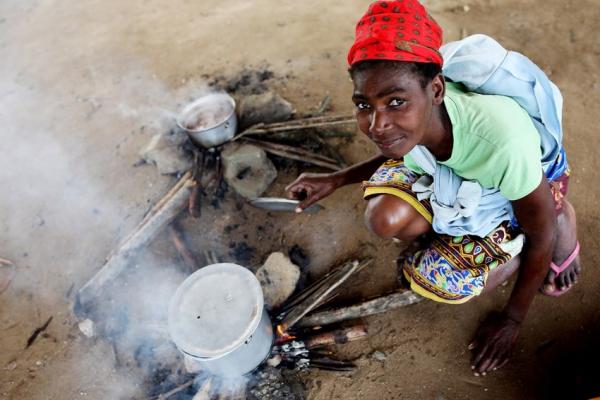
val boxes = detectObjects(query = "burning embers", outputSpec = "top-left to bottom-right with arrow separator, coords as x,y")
257,259 -> 374,374
270,324 -> 368,372
73,93 -> 425,399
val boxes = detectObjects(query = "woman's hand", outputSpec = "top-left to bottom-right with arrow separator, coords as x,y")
468,312 -> 521,375
285,172 -> 344,212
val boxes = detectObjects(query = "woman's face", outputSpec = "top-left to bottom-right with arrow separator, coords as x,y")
352,63 -> 440,159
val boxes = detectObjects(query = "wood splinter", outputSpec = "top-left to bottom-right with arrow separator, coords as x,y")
25,316 -> 53,349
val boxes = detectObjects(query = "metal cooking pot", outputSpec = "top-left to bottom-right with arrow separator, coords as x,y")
176,93 -> 237,148
168,263 -> 273,377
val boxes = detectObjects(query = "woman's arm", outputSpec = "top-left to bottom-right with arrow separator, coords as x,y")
285,153 -> 387,210
470,175 -> 557,374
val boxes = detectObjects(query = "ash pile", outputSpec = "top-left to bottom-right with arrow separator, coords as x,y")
73,68 -> 423,400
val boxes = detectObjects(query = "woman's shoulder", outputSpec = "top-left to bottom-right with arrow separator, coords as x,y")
445,82 -> 539,148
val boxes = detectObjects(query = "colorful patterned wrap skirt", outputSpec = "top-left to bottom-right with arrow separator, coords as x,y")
362,159 -> 569,304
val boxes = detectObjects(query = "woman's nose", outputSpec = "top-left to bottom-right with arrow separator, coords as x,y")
369,110 -> 392,137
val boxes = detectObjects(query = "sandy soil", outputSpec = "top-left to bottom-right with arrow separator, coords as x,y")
1,0 -> 599,399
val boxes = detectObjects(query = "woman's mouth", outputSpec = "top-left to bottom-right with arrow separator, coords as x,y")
375,136 -> 405,149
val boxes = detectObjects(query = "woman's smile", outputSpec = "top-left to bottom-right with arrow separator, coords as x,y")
373,135 -> 406,149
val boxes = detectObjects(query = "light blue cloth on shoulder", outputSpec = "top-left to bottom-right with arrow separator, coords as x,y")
407,34 -> 565,237
441,34 -> 566,176
410,145 -> 515,237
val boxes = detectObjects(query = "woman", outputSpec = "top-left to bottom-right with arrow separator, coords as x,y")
285,0 -> 581,376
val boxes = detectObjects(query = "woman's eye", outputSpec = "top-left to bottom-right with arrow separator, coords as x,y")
389,98 -> 405,107
356,102 -> 371,110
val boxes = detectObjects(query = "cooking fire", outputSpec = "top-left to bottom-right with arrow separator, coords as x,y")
72,80 -> 423,400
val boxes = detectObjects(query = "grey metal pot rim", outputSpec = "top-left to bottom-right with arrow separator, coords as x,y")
173,308 -> 272,362
175,93 -> 236,133
180,343 -> 275,376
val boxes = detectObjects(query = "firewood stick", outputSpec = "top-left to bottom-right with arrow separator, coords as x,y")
139,171 -> 192,228
168,223 -> 198,273
280,259 -> 371,331
296,290 -> 424,328
242,137 -> 339,163
281,258 -> 370,313
193,377 -> 214,400
280,266 -> 350,313
315,95 -> 332,116
153,379 -> 194,400
242,114 -> 353,130
233,115 -> 355,142
241,138 -> 341,170
308,131 -> 347,168
243,119 -> 354,134
254,147 -> 341,171
304,324 -> 368,349
309,357 -> 356,371
108,171 -> 192,260
189,151 -> 204,218
77,178 -> 194,311
188,181 -> 202,218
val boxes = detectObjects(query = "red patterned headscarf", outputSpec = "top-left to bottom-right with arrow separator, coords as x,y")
347,0 -> 443,67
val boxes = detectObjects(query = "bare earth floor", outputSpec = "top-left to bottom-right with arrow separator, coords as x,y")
1,0 -> 599,399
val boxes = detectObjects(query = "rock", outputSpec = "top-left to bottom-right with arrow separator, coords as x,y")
255,252 -> 300,310
239,91 -> 293,128
139,130 -> 192,175
78,319 -> 96,338
5,360 -> 17,371
371,351 -> 387,362
221,143 -> 277,199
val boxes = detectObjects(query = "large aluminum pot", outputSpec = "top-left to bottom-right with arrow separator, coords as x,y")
176,93 -> 237,148
168,263 -> 273,377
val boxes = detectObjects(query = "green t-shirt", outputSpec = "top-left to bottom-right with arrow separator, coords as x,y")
404,82 -> 543,201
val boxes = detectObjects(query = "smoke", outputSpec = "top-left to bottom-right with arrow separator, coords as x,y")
0,58 -> 237,398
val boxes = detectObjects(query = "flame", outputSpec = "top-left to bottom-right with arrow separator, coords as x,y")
276,324 -> 285,336
275,324 -> 296,343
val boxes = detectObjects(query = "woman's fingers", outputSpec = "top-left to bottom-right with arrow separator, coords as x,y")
284,175 -> 310,196
298,192 -> 322,211
475,346 -> 497,374
285,182 -> 306,198
472,342 -> 490,369
485,349 -> 507,373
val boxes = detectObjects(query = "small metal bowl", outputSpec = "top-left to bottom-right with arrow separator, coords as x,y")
176,93 -> 237,148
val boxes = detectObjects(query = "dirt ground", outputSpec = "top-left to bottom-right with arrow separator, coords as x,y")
1,0 -> 599,399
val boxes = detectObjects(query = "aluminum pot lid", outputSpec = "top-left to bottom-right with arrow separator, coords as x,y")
168,263 -> 264,359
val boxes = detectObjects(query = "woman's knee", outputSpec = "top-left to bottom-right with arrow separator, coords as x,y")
364,194 -> 430,240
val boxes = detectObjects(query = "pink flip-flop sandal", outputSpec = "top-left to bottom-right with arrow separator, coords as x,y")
542,241 -> 580,297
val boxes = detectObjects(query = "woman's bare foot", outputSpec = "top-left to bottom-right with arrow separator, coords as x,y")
541,199 -> 582,294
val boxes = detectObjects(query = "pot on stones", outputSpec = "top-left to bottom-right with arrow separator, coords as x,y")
168,263 -> 273,377
176,93 -> 237,148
